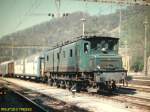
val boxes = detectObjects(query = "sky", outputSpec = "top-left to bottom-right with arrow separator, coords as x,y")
0,0 -> 123,38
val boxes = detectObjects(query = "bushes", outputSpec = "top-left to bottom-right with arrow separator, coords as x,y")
131,59 -> 144,72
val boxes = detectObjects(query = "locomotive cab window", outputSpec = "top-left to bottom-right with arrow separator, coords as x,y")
88,37 -> 119,53
84,43 -> 89,53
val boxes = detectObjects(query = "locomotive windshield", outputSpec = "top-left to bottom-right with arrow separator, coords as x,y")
85,37 -> 119,54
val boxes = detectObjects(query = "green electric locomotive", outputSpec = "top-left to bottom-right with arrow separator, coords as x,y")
44,35 -> 127,92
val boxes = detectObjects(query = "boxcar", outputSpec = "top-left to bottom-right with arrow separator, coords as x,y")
0,60 -> 14,77
14,54 -> 45,80
24,54 -> 43,77
14,59 -> 25,76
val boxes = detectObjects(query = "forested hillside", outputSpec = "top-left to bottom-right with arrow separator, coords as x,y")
0,12 -> 120,60
121,5 -> 150,70
0,5 -> 150,71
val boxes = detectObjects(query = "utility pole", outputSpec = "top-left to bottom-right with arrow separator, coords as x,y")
80,18 -> 86,37
80,0 -> 87,37
124,40 -> 129,71
119,2 -> 122,38
143,16 -> 149,76
48,0 -> 69,18
11,37 -> 14,60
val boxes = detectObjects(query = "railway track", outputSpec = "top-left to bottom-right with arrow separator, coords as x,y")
131,75 -> 150,80
78,84 -> 150,111
123,85 -> 150,93
0,86 -> 47,112
0,78 -> 89,112
1,77 -> 150,112
80,89 -> 150,111
112,94 -> 150,110
128,75 -> 150,86
129,80 -> 150,86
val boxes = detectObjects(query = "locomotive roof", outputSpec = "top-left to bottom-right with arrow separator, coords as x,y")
82,33 -> 119,39
47,35 -> 119,51
82,35 -> 119,40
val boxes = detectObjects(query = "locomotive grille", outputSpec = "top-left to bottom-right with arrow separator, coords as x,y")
90,58 -> 121,70
99,60 -> 120,70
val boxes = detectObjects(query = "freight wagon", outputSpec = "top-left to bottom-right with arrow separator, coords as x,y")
14,54 -> 45,80
14,58 -> 25,76
0,54 -> 45,80
0,60 -> 14,77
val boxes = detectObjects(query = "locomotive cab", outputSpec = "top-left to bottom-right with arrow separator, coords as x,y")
80,36 -> 122,72
79,36 -> 127,90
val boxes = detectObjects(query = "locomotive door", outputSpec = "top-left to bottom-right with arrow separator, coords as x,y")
79,41 -> 90,71
75,44 -> 79,72
56,47 -> 62,72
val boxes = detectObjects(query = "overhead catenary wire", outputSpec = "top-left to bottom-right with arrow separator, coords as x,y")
0,0 -> 42,60
75,0 -> 149,6
14,0 -> 41,31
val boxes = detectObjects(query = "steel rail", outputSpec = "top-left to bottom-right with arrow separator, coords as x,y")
3,85 -> 48,112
